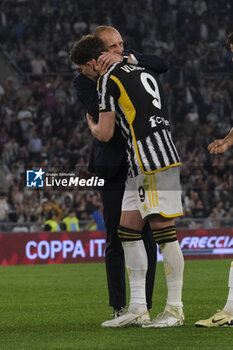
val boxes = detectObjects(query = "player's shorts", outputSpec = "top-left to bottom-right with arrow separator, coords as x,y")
122,165 -> 183,219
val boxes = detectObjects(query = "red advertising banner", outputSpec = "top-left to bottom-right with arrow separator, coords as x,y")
0,229 -> 233,266
0,231 -> 106,266
176,229 -> 233,260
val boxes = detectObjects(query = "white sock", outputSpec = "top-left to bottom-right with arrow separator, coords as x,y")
160,240 -> 184,308
223,261 -> 233,315
122,240 -> 148,314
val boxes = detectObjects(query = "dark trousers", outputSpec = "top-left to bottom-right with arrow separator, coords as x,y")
101,172 -> 157,310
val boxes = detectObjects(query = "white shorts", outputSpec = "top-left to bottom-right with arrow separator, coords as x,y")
122,166 -> 183,219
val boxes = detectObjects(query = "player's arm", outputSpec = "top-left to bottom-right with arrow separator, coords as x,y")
86,73 -> 119,141
86,111 -> 116,142
97,51 -> 169,74
126,50 -> 169,74
208,128 -> 233,154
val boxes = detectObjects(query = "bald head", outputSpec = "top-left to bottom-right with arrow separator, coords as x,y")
92,25 -> 117,37
92,26 -> 124,54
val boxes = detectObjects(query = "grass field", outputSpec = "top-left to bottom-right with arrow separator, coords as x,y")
0,259 -> 232,350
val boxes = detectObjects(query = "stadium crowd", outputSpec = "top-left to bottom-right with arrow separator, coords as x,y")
0,0 -> 233,231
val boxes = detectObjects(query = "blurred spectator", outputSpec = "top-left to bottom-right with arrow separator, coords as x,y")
31,54 -> 48,75
62,210 -> 80,231
44,212 -> 61,232
0,192 -> 9,222
41,197 -> 63,222
212,201 -> 226,219
86,201 -> 105,231
192,200 -> 208,218
194,0 -> 207,17
28,130 -> 43,161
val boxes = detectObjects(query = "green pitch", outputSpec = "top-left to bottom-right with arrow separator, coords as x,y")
0,259 -> 232,350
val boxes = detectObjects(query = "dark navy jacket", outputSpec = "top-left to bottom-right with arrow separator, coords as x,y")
73,51 -> 169,179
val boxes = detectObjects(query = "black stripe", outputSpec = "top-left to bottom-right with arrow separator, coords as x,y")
118,233 -> 141,239
160,130 -> 174,165
153,226 -> 176,234
118,226 -> 141,234
119,232 -> 141,236
155,237 -> 178,244
119,237 -> 142,242
153,231 -> 176,238
167,130 -> 180,163
153,227 -> 176,234
155,233 -> 177,240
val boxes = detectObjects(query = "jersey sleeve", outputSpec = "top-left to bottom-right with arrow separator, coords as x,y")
127,49 -> 169,74
98,74 -> 120,113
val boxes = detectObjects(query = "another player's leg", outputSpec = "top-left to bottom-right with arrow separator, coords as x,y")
195,261 -> 233,327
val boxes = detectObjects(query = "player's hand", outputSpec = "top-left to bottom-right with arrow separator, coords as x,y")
86,113 -> 95,129
97,52 -> 123,72
207,139 -> 229,154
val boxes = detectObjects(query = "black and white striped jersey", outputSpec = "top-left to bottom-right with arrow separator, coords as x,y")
98,62 -> 180,177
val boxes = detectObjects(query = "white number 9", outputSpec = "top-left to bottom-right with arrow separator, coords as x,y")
140,72 -> 161,109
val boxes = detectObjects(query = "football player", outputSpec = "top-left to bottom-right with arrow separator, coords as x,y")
195,36 -> 233,326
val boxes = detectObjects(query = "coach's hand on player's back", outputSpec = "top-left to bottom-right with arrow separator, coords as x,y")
208,139 -> 230,154
86,113 -> 95,129
97,52 -> 123,71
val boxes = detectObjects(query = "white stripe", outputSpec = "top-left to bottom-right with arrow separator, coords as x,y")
154,132 -> 170,166
127,140 -> 140,176
118,104 -> 129,125
118,106 -> 129,135
126,148 -> 134,170
126,143 -> 136,177
131,168 -> 136,177
133,142 -> 140,173
109,96 -> 115,111
127,139 -> 132,153
168,131 -> 180,161
119,120 -> 128,136
101,63 -> 119,109
137,140 -> 149,167
162,129 -> 177,163
146,136 -> 161,168
213,249 -> 233,255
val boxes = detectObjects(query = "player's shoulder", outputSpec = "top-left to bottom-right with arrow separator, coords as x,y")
98,63 -> 119,86
102,62 -> 121,78
73,72 -> 95,89
73,72 -> 84,86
